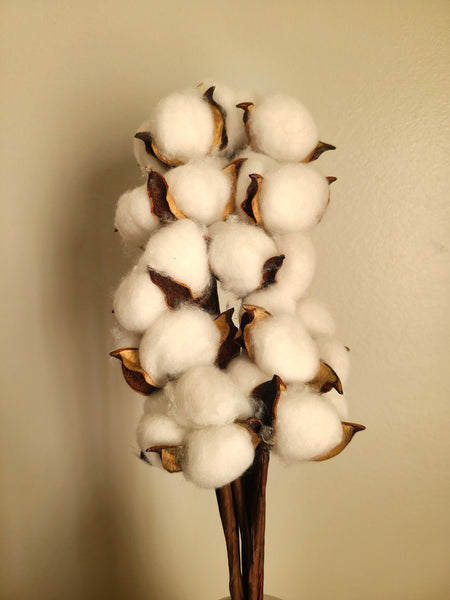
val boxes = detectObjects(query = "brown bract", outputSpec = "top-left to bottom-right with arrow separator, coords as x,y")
110,348 -> 159,395
145,445 -> 184,473
302,141 -> 336,163
260,254 -> 285,288
134,131 -> 184,168
236,101 -> 254,144
250,375 -> 286,430
214,308 -> 240,369
240,173 -> 263,225
203,86 -> 228,151
222,157 -> 247,219
317,175 -> 337,224
146,170 -> 186,223
314,422 -> 366,461
308,360 -> 343,395
238,304 -> 271,358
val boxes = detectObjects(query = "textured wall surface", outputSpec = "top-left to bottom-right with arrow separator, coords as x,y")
1,1 -> 449,599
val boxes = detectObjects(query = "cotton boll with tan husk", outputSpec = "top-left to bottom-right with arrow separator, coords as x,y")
226,354 -> 270,398
133,119 -> 169,172
139,306 -> 221,386
142,219 -> 210,295
183,424 -> 255,489
167,365 -> 252,428
164,158 -> 232,226
297,297 -> 336,338
208,220 -> 277,297
111,323 -> 142,350
136,412 -> 187,451
273,232 -> 316,299
113,266 -> 167,334
324,389 -> 349,421
235,149 -> 278,212
244,284 -> 297,316
249,313 -> 319,383
114,185 -> 160,247
316,336 -> 350,385
248,94 -> 319,162
259,164 -> 329,234
274,388 -> 343,462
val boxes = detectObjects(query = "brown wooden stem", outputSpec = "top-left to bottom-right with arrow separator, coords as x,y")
216,485 -> 244,600
231,477 -> 252,599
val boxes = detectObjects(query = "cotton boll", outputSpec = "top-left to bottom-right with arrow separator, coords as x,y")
112,266 -> 167,334
136,412 -> 186,451
259,164 -> 329,234
111,323 -> 142,349
139,306 -> 221,385
114,185 -> 160,247
164,159 -> 232,226
297,297 -> 336,338
168,365 -> 252,428
235,149 -> 278,212
184,424 -> 255,488
208,220 -> 277,297
227,355 -> 269,397
250,314 -> 319,383
150,92 -> 215,163
274,388 -> 343,461
143,389 -> 170,414
248,94 -> 319,162
244,285 -> 297,316
142,219 -> 210,295
273,232 -> 316,299
316,336 -> 350,385
324,390 -> 349,421
133,119 -> 169,172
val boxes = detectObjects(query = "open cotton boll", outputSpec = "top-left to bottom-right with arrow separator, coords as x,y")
143,389 -> 170,415
248,94 -> 319,162
142,219 -> 210,295
184,424 -> 255,489
235,149 -> 278,213
259,164 -> 329,234
208,220 -> 277,297
133,119 -> 169,173
324,389 -> 349,421
139,306 -> 221,385
111,323 -> 142,349
226,354 -> 270,397
250,314 -> 319,383
112,266 -> 167,334
297,297 -> 336,338
136,412 -> 187,451
167,365 -> 252,428
316,336 -> 350,385
114,185 -> 160,247
274,388 -> 343,462
273,232 -> 316,299
150,92 -> 215,163
244,285 -> 297,316
164,159 -> 232,226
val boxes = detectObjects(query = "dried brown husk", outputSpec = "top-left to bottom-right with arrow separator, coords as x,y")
250,375 -> 286,429
236,101 -> 254,144
238,304 -> 271,357
317,176 -> 337,224
214,308 -> 240,369
145,445 -> 184,473
110,348 -> 159,395
146,170 -> 186,223
302,141 -> 336,163
134,132 -> 184,168
314,422 -> 366,461
308,360 -> 343,395
203,86 -> 228,151
235,419 -> 264,450
222,157 -> 247,219
240,173 -> 263,225
260,254 -> 285,288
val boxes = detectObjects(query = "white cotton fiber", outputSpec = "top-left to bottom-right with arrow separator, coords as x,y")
142,219 -> 210,295
273,232 -> 316,299
111,323 -> 142,349
164,158 -> 232,225
226,354 -> 270,397
184,424 -> 255,488
259,164 -> 329,234
324,389 -> 349,421
297,297 -> 336,338
133,119 -> 169,172
208,220 -> 277,297
316,336 -> 350,385
167,365 -> 252,428
274,388 -> 343,461
139,306 -> 221,385
243,285 -> 297,316
249,313 -> 319,383
235,149 -> 278,212
114,185 -> 160,247
136,411 -> 187,451
112,266 -> 167,334
150,92 -> 215,163
143,389 -> 170,415
248,94 -> 319,162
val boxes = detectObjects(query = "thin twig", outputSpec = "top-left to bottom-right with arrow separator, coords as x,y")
231,477 -> 251,599
216,484 -> 244,600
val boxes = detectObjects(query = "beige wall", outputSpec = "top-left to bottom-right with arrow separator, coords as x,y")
1,1 -> 449,598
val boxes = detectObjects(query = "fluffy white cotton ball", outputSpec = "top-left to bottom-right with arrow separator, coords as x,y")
274,388 -> 343,461
114,185 -> 160,247
208,220 -> 277,297
249,313 -> 319,383
243,285 -> 297,316
133,119 -> 169,172
324,389 -> 349,421
184,424 -> 255,488
248,94 -> 319,162
111,323 -> 142,349
259,164 -> 329,234
150,92 -> 215,163
164,158 -> 232,225
139,306 -> 221,385
226,354 -> 270,397
168,365 -> 252,428
297,297 -> 336,338
136,412 -> 187,451
235,149 -> 278,212
316,336 -> 350,385
273,232 -> 316,299
142,219 -> 210,295
112,266 -> 167,334
143,389 -> 170,414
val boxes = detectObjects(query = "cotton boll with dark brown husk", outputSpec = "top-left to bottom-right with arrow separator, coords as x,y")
273,232 -> 316,299
183,424 -> 255,489
136,412 -> 187,451
114,185 -> 160,247
248,94 -> 319,162
316,336 -> 350,385
208,220 -> 277,297
274,388 -> 343,462
139,306 -> 221,385
235,149 -> 278,212
244,284 -> 297,316
297,297 -> 336,338
113,266 -> 167,334
164,159 -> 232,226
227,354 -> 270,397
133,119 -> 169,172
142,219 -> 210,295
167,365 -> 252,428
111,323 -> 142,350
259,164 -> 329,234
249,314 -> 319,383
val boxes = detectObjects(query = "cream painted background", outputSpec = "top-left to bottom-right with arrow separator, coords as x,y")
1,1 -> 449,599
